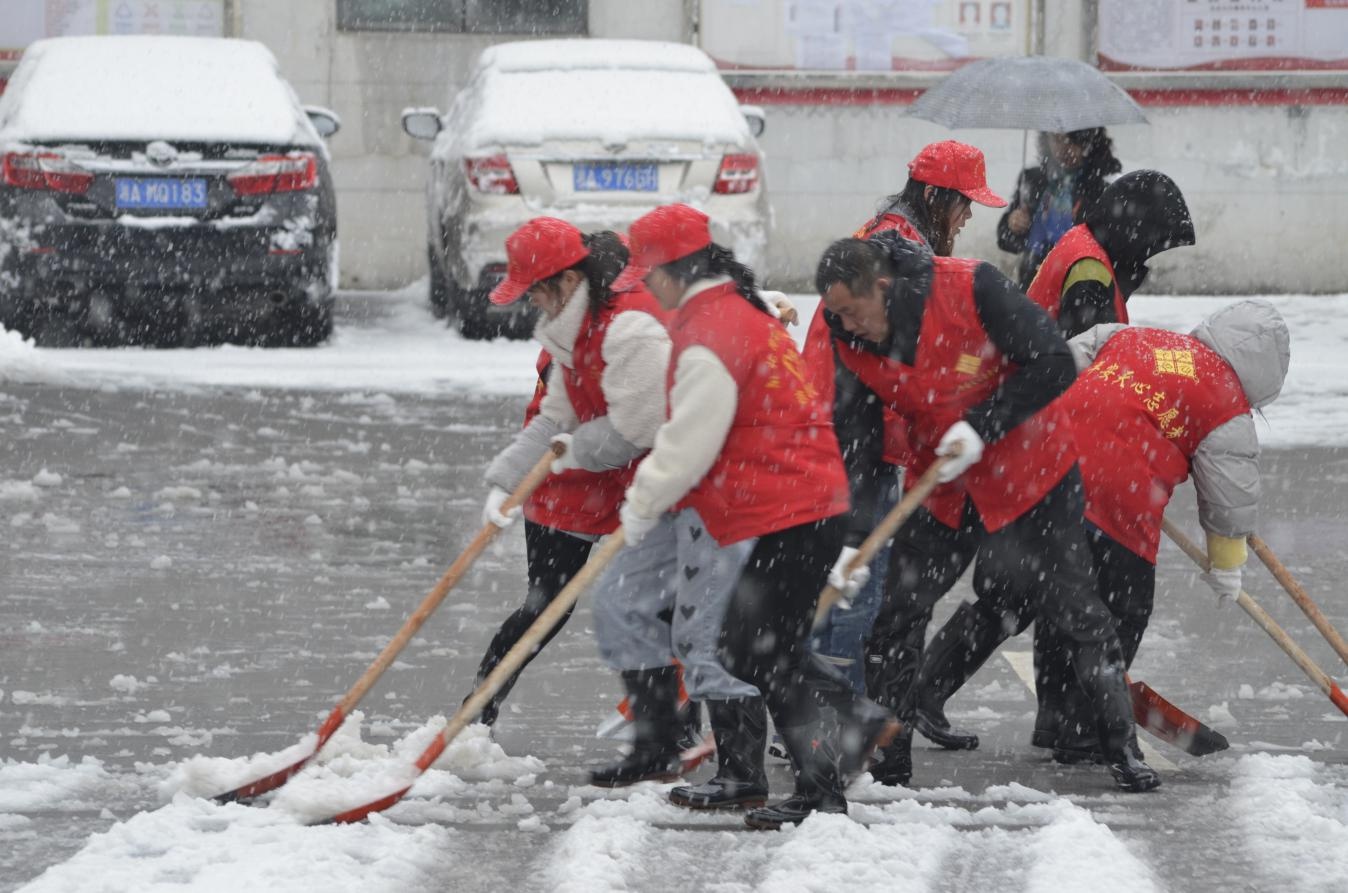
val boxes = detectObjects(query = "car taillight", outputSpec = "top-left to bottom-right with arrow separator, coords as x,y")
713,153 -> 759,195
228,153 -> 318,196
1,151 -> 93,194
463,154 -> 518,194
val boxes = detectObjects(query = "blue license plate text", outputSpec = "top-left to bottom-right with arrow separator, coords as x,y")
572,162 -> 658,192
115,178 -> 208,210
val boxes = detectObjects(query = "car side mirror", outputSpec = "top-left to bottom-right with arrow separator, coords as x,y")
402,108 -> 443,141
304,106 -> 342,138
740,105 -> 766,138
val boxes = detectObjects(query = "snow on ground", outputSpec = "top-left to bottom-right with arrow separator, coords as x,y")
0,287 -> 1341,449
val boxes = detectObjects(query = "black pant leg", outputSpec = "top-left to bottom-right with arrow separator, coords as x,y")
863,502 -> 980,713
717,515 -> 845,729
473,521 -> 593,720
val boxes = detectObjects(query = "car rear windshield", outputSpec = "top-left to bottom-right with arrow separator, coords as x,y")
470,67 -> 750,148
0,36 -> 312,146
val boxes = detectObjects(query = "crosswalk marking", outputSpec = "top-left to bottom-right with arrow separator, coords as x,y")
1001,650 -> 1178,771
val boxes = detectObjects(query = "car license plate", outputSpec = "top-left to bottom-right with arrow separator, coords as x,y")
115,178 -> 208,210
572,162 -> 658,193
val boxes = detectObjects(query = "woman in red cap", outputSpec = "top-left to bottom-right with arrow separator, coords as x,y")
854,139 -> 1007,256
600,202 -> 898,830
466,216 -> 671,729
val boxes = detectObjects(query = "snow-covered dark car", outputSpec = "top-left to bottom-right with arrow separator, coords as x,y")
0,36 -> 340,346
402,39 -> 768,340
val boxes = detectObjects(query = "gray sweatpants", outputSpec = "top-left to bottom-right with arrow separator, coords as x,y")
592,507 -> 759,700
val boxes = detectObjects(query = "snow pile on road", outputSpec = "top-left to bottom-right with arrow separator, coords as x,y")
1230,753 -> 1348,888
0,754 -> 130,813
18,798 -> 451,893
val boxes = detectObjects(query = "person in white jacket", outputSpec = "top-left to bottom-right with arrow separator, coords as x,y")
467,217 -> 669,729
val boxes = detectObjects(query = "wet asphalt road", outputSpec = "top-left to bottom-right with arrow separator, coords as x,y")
2,292 -> 1347,891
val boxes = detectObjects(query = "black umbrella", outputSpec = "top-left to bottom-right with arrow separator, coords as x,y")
908,56 -> 1147,132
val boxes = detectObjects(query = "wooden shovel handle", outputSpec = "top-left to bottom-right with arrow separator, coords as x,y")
813,450 -> 955,627
1248,534 -> 1348,669
1162,519 -> 1348,715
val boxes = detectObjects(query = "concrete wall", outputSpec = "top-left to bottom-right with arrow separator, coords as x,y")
236,1 -> 1348,294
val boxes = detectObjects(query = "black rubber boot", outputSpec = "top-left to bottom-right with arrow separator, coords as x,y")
669,698 -> 769,810
1109,735 -> 1161,792
1032,622 -> 1071,750
867,725 -> 913,787
590,667 -> 684,788
1072,642 -> 1161,793
795,652 -> 901,784
744,722 -> 848,830
863,614 -> 929,716
909,602 -> 1010,751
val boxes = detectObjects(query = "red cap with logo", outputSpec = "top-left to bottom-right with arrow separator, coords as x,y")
907,140 -> 1007,208
628,203 -> 712,271
489,217 -> 590,306
609,232 -> 649,293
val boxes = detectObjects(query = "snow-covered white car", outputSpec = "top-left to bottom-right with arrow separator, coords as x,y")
0,36 -> 341,346
402,39 -> 769,339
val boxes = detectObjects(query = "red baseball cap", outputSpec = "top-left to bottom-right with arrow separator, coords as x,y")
489,217 -> 590,306
609,232 -> 649,294
907,140 -> 1007,208
628,203 -> 712,270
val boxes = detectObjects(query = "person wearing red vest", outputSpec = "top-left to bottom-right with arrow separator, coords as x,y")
809,140 -> 1008,693
598,202 -> 897,829
1027,170 -> 1195,338
468,217 -> 671,729
1034,300 -> 1290,762
814,231 -> 1160,793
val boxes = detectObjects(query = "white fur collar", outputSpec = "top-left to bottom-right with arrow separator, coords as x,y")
534,280 -> 590,368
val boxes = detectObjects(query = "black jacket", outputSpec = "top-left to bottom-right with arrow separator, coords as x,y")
827,234 -> 1078,543
1055,170 -> 1196,339
997,161 -> 1114,288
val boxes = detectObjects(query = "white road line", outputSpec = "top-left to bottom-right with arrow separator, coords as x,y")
1001,650 -> 1179,771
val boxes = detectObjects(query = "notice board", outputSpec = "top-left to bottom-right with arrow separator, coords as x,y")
1098,0 -> 1348,71
1,0 -> 227,62
699,0 -> 1029,71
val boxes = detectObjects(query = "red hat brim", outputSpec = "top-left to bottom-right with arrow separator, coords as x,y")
488,276 -> 531,306
961,185 -> 1008,208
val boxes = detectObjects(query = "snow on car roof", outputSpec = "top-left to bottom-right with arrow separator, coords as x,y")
468,51 -> 750,148
480,39 -> 718,74
0,36 -> 317,146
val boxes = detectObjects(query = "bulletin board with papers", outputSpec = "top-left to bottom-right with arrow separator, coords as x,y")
1097,0 -> 1348,71
1,0 -> 227,62
699,0 -> 1029,72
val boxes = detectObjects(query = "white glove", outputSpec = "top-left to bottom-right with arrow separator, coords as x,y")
1201,565 -> 1242,607
550,433 -> 579,474
828,545 -> 871,609
481,486 -> 520,529
619,501 -> 660,546
761,290 -> 799,326
935,421 -> 984,483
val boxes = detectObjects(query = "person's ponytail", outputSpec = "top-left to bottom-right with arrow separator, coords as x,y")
660,243 -> 770,315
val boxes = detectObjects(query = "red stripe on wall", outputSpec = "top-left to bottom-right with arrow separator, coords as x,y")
732,86 -> 1348,107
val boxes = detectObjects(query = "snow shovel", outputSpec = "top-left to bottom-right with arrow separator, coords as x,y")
213,448 -> 560,804
813,449 -> 955,628
320,529 -> 629,824
1127,676 -> 1228,756
1163,519 -> 1348,718
1248,534 -> 1348,670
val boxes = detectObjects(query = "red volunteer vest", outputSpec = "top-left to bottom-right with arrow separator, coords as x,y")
1026,224 -> 1129,324
523,286 -> 666,535
668,282 -> 849,545
1060,327 -> 1251,563
832,257 -> 1078,532
853,210 -> 929,246
803,304 -> 913,468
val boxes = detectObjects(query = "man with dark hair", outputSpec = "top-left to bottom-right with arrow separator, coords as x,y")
808,232 -> 1160,793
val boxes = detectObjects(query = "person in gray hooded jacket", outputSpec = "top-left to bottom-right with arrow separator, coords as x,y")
1025,299 -> 1291,760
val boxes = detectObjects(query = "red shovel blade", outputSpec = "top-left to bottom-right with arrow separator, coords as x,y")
1129,677 -> 1229,757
